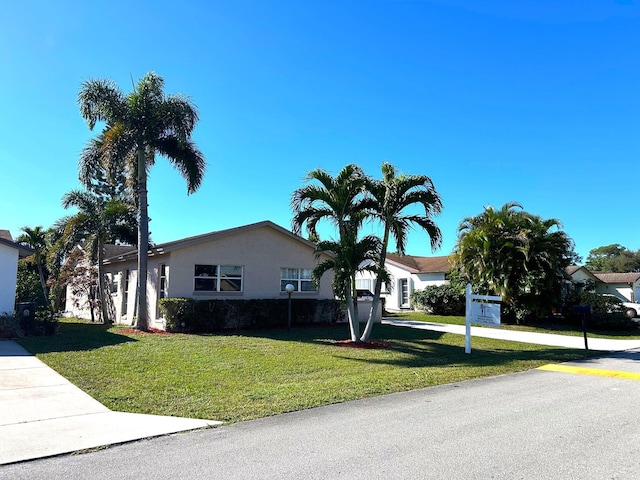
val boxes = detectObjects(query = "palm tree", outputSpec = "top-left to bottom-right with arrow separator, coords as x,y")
360,163 -> 443,341
78,72 -> 206,330
16,226 -> 49,306
313,223 -> 382,341
453,202 -> 575,323
291,165 -> 371,341
59,190 -> 137,323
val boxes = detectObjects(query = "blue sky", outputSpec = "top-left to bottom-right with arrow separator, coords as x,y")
1,0 -> 639,262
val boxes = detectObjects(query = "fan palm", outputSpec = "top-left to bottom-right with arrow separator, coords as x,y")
360,163 -> 443,341
78,72 -> 205,330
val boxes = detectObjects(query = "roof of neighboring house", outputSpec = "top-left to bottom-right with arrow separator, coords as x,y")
593,272 -> 640,284
0,231 -> 36,258
103,220 -> 319,264
566,265 -> 601,281
104,244 -> 137,258
385,253 -> 452,274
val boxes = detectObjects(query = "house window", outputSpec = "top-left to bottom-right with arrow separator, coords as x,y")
158,264 -> 168,299
122,269 -> 130,315
281,268 -> 317,292
194,264 -> 243,292
110,274 -> 118,294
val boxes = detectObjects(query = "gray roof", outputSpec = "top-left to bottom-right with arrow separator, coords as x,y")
0,234 -> 36,258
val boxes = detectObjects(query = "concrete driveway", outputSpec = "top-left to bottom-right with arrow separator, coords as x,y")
0,340 -> 221,465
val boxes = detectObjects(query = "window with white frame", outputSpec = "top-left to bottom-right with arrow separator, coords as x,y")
194,264 -> 243,292
280,267 -> 317,292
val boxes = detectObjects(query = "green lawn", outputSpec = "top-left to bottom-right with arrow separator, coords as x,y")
388,311 -> 640,339
18,319 -> 598,424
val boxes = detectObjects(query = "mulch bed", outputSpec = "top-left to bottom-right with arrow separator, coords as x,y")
334,339 -> 390,349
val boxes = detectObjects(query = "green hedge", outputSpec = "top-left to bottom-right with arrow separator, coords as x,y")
159,298 -> 344,333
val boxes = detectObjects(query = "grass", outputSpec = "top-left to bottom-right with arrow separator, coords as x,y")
388,311 -> 640,339
16,318 -> 601,424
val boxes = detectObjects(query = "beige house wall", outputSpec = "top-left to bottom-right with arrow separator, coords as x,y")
68,223 -> 335,328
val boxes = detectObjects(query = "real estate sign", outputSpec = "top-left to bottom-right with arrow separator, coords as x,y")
470,301 -> 500,327
465,284 -> 502,354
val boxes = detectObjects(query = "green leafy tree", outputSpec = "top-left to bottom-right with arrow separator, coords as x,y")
453,202 -> 576,323
57,190 -> 136,323
360,162 -> 443,341
585,244 -> 640,272
291,165 -> 372,341
78,72 -> 206,330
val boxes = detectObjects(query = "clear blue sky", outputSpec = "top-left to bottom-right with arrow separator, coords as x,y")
1,0 -> 638,262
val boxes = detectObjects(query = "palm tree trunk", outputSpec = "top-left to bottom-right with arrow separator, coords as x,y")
136,146 -> 149,331
361,228 -> 390,342
35,252 -> 48,307
345,288 -> 359,342
96,238 -> 111,324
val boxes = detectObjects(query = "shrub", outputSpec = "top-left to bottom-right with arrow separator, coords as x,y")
159,298 -> 343,333
562,291 -> 638,330
411,283 -> 465,316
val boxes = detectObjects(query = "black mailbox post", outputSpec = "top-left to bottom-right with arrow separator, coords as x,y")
572,304 -> 591,350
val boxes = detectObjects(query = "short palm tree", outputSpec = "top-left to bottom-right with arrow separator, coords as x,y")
360,163 -> 442,341
59,190 -> 137,323
78,72 -> 206,330
291,165 -> 371,341
16,226 -> 49,306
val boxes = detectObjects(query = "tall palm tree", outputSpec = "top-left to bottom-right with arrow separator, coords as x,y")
16,226 -> 49,306
78,72 -> 206,330
59,190 -> 137,323
360,163 -> 443,341
291,164 -> 371,341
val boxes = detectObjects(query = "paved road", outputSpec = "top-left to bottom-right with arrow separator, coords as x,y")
4,351 -> 640,480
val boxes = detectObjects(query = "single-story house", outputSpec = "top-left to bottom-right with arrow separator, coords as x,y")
65,220 -> 335,329
0,230 -> 35,315
593,272 -> 640,303
356,254 -> 452,311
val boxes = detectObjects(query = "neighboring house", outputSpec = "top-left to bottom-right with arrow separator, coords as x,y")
593,272 -> 640,303
356,254 -> 452,311
0,230 -> 35,315
65,221 -> 335,329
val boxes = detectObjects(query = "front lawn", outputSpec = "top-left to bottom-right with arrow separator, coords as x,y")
18,319 -> 597,423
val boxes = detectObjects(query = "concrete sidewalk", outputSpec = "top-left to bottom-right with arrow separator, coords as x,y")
0,340 -> 221,465
383,318 -> 640,351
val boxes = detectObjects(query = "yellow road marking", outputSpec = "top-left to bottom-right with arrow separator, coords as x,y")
537,364 -> 640,381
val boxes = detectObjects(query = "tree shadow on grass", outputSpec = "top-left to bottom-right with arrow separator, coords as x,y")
216,323 -> 596,369
16,321 -> 136,354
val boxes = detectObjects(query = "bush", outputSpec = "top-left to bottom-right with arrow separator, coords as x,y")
159,298 -> 344,333
411,284 -> 465,316
562,291 -> 638,330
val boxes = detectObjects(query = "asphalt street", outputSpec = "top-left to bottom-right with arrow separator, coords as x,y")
4,351 -> 640,480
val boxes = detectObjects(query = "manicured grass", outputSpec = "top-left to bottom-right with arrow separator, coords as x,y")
18,319 -> 597,424
389,311 -> 640,339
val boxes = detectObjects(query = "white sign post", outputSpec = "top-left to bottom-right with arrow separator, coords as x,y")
465,284 -> 502,354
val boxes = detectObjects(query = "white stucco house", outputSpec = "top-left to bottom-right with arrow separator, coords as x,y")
356,254 -> 452,311
65,221 -> 335,329
0,230 -> 35,315
593,272 -> 640,303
